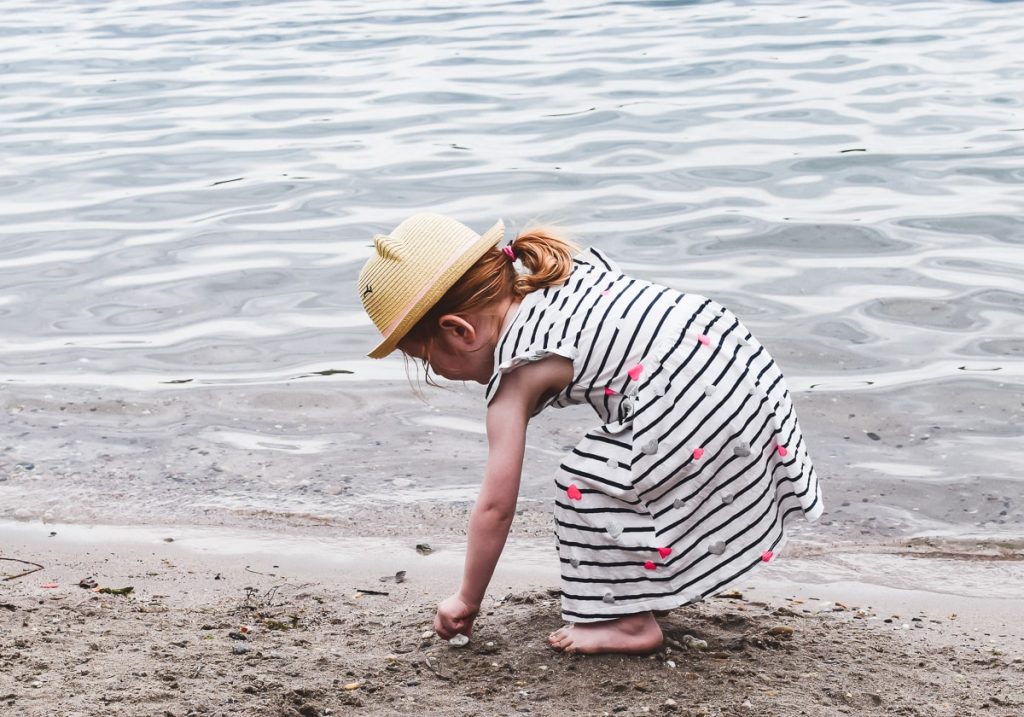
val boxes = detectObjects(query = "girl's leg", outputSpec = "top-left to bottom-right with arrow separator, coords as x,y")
547,611 -> 662,655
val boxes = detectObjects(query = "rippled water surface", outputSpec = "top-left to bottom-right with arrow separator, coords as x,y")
1,0 -> 1022,538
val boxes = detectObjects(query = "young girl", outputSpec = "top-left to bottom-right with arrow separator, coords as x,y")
359,213 -> 823,655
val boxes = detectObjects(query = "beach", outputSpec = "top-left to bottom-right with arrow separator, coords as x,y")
3,514 -> 1023,717
3,379 -> 1024,715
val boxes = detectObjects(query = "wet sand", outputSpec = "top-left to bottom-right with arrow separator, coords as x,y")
2,521 -> 1023,716
2,379 -> 1024,713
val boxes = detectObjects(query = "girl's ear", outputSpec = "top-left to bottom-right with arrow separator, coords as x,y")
437,314 -> 480,349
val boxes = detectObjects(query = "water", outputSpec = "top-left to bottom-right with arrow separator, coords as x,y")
1,1 -> 1022,544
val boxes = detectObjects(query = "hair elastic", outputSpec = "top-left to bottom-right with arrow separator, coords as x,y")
502,245 -> 517,261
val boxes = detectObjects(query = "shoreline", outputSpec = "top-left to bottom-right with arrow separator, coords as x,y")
3,519 -> 1022,716
3,518 -> 1022,642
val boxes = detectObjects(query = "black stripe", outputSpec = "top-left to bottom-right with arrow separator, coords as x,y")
554,501 -> 648,515
558,463 -> 634,491
555,518 -> 654,534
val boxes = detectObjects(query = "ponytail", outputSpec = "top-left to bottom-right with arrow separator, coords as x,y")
507,227 -> 578,299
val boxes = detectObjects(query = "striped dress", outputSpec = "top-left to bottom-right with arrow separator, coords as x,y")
485,248 -> 823,622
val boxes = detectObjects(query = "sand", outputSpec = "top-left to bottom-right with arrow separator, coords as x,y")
2,522 -> 1023,717
2,381 -> 1023,715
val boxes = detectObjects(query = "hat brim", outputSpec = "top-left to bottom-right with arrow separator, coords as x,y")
367,219 -> 505,359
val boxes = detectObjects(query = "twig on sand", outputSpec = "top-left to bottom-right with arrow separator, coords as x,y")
1,557 -> 44,581
244,566 -> 276,577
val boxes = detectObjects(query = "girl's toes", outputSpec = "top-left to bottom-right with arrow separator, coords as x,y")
549,625 -> 569,641
553,632 -> 574,650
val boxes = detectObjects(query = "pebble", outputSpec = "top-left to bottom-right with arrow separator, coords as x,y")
31,680 -> 42,688
16,461 -> 34,471
448,634 -> 469,647
682,634 -> 708,651
231,644 -> 249,655
420,631 -> 434,640
768,626 -> 794,636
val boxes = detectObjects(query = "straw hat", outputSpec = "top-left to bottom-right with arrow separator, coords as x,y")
359,213 -> 505,358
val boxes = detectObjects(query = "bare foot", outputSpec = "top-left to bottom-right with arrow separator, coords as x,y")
547,612 -> 663,655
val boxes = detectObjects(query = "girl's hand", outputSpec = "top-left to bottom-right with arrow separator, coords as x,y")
434,593 -> 479,640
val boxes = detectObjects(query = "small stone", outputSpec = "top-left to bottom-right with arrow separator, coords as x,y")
704,384 -> 717,397
31,680 -> 42,688
607,458 -> 617,469
720,491 -> 734,504
742,700 -> 753,709
673,498 -> 687,510
420,631 -> 434,640
231,644 -> 249,655
768,626 -> 794,636
733,443 -> 751,457
415,543 -> 433,555
603,590 -> 615,604
448,634 -> 470,647
343,682 -> 360,691
665,660 -> 676,668
664,698 -> 677,708
606,523 -> 623,539
16,462 -> 34,471
570,558 -> 580,569
682,634 -> 708,650
641,439 -> 659,455
708,541 -> 726,555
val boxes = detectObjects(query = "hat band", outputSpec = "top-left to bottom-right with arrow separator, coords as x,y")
380,233 -> 482,339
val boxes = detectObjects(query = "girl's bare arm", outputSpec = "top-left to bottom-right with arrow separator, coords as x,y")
436,355 -> 573,636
